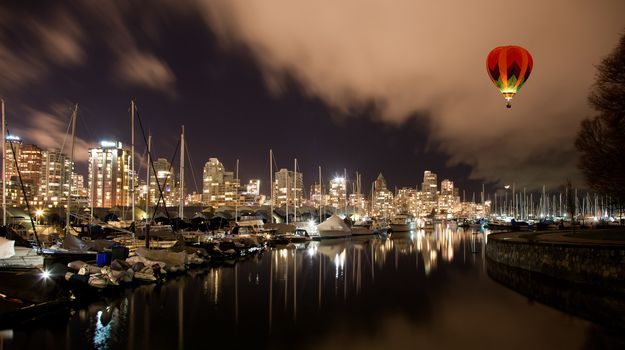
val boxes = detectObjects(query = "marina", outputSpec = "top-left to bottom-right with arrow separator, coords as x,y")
1,226 -> 623,349
1,1 -> 625,348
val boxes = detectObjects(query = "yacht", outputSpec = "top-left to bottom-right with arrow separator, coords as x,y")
351,220 -> 374,235
389,214 -> 417,232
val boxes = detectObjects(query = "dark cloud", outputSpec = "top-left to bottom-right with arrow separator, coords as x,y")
2,0 -> 624,192
195,0 -> 625,188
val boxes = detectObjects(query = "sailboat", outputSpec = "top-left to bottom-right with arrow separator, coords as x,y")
38,104 -> 107,264
0,100 -> 44,270
130,105 -> 179,248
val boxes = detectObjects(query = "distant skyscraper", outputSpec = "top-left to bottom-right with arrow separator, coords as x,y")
273,168 -> 303,209
421,170 -> 438,214
329,176 -> 346,211
3,135 -> 22,181
40,148 -> 73,206
202,157 -> 239,207
149,158 -> 176,206
310,183 -> 325,208
395,187 -> 418,215
203,158 -> 225,205
441,179 -> 453,196
372,173 -> 393,218
422,171 -> 437,197
438,179 -> 459,215
18,143 -> 43,198
88,141 -> 131,208
1,137 -> 51,206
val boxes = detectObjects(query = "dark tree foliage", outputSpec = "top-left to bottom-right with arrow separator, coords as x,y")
575,32 -> 625,204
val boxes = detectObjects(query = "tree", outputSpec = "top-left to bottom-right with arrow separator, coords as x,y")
575,32 -> 625,219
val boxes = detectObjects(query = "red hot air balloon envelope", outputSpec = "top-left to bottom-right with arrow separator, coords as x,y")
486,46 -> 533,108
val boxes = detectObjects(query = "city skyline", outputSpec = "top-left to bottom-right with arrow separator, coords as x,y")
1,1 -> 624,197
0,132 -> 556,205
4,133 -> 586,224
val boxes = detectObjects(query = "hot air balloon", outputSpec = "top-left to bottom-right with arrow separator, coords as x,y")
486,45 -> 533,108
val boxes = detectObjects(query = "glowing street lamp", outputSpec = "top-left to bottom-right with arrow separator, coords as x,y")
35,209 -> 44,225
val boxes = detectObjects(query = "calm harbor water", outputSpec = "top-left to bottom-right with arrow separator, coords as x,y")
2,227 -> 623,349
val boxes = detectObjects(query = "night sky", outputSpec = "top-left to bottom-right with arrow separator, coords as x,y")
1,1 -> 624,197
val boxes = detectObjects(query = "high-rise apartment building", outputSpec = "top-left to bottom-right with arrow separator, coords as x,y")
421,170 -> 438,214
372,173 -> 393,218
422,171 -> 438,198
328,176 -> 346,211
88,141 -> 131,208
18,144 -> 43,198
149,158 -> 177,206
273,168 -> 303,209
202,158 -> 239,207
395,187 -> 418,215
40,148 -> 73,206
438,179 -> 459,215
4,135 -> 22,181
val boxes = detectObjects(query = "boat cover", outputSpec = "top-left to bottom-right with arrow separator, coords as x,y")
0,237 -> 15,259
317,215 -> 351,232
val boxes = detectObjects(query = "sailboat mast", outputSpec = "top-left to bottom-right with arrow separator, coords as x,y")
235,158 -> 239,223
285,159 -> 289,225
146,133 -> 151,219
131,100 -> 135,225
343,168 -> 347,216
179,125 -> 185,220
270,149 -> 273,224
371,181 -> 374,217
1,99 -> 5,226
294,158 -> 297,223
318,165 -> 322,223
66,104 -> 77,232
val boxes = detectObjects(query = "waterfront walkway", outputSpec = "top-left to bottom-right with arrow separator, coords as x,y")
493,228 -> 625,247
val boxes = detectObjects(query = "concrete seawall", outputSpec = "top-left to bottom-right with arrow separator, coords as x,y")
486,232 -> 625,291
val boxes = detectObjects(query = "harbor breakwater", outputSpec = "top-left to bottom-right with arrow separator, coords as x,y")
485,232 -> 625,292
486,231 -> 625,331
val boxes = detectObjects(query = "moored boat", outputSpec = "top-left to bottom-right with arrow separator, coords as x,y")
389,214 -> 417,232
317,215 -> 351,238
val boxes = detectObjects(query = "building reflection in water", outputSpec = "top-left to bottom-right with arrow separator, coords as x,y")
74,226 -> 509,349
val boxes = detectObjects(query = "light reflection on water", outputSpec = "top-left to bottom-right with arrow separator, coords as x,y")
4,225 -> 621,349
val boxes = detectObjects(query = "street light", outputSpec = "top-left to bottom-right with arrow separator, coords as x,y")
35,209 -> 44,225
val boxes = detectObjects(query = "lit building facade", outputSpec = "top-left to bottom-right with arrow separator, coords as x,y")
2,136 -> 23,206
148,158 -> 177,206
438,179 -> 460,216
372,173 -> 393,218
34,148 -> 72,207
88,141 -> 131,208
273,168 -> 303,209
17,144 -> 43,199
395,187 -> 418,216
328,176 -> 347,212
421,170 -> 438,215
246,179 -> 260,196
3,135 -> 22,181
202,158 -> 239,207
240,179 -> 264,206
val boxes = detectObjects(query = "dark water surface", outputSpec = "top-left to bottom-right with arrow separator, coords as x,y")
2,227 -> 623,349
